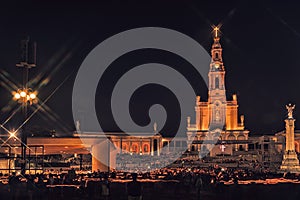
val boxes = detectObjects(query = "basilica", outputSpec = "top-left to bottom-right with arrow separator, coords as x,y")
187,27 -> 249,156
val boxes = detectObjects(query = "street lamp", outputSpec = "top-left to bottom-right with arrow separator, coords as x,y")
15,37 -> 37,175
13,88 -> 38,105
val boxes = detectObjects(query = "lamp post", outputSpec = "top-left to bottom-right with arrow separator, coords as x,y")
14,37 -> 37,175
13,88 -> 38,105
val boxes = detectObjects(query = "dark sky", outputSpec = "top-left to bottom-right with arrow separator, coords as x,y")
0,0 -> 299,136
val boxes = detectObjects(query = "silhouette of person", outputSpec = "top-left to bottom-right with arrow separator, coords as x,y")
127,173 -> 142,200
9,172 -> 20,200
101,174 -> 110,200
195,175 -> 203,200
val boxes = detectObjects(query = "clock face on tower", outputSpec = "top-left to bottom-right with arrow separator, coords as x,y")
214,63 -> 219,69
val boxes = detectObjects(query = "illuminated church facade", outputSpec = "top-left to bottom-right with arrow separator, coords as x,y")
187,27 -> 249,156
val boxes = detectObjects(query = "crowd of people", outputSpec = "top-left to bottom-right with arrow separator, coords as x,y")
0,161 -> 293,200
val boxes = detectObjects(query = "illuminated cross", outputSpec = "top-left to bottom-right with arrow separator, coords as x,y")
220,144 -> 226,152
213,26 -> 219,38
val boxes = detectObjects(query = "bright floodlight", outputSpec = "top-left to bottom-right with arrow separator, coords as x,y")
20,91 -> 26,97
29,93 -> 36,99
14,93 -> 21,99
9,131 -> 15,138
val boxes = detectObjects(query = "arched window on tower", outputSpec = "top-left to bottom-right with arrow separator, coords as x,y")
215,77 -> 220,88
215,52 -> 219,59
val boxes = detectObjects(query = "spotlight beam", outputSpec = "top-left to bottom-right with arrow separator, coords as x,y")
2,106 -> 22,126
265,6 -> 300,38
0,70 -> 20,90
34,52 -> 72,91
14,72 -> 73,135
30,105 -> 70,133
34,101 -> 72,131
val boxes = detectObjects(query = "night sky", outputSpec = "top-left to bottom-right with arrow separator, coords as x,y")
0,0 -> 299,137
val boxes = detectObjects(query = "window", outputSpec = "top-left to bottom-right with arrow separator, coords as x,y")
143,144 -> 149,152
215,77 -> 219,88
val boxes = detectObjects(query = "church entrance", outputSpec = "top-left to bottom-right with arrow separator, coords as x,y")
238,145 -> 244,151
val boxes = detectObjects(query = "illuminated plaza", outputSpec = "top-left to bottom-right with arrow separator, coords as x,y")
1,1 -> 300,200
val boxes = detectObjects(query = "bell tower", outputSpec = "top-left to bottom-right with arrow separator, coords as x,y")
187,26 -> 249,155
208,26 -> 226,127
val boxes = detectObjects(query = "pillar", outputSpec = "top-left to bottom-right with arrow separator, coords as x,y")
285,119 -> 296,152
157,138 -> 160,156
129,140 -> 132,153
234,134 -> 238,151
195,96 -> 201,130
245,134 -> 249,151
150,139 -> 154,156
91,139 -> 117,172
280,109 -> 300,172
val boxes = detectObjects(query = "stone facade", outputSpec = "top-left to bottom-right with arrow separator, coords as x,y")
187,28 -> 249,156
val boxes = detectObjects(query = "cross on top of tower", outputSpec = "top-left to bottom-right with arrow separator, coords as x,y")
212,24 -> 221,39
211,24 -> 222,42
213,26 -> 219,38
